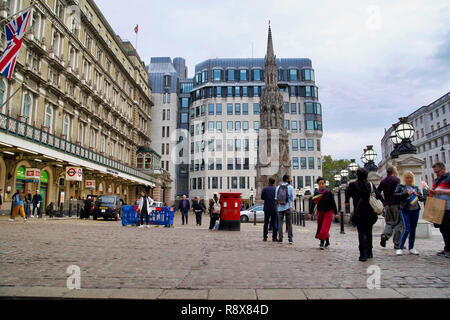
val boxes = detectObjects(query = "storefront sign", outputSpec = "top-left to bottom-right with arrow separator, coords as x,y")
16,166 -> 26,180
25,168 -> 41,183
40,171 -> 49,184
66,167 -> 83,181
85,180 -> 96,189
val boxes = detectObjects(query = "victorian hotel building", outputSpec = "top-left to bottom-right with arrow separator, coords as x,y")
0,0 -> 162,214
187,57 -> 323,203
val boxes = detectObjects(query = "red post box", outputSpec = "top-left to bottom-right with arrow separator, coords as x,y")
219,192 -> 241,231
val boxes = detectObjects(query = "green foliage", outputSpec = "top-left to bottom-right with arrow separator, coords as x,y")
322,155 -> 351,187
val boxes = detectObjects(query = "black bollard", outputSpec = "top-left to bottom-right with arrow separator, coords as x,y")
254,211 -> 256,226
340,210 -> 345,234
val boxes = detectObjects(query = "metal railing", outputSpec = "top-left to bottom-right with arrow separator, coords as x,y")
0,112 -> 156,184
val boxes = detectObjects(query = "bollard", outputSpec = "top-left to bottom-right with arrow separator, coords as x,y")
254,211 -> 256,225
69,202 -> 72,217
340,210 -> 345,234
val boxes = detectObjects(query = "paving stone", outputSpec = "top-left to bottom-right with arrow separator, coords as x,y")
0,286 -> 69,298
303,288 -> 356,300
209,289 -> 257,300
394,288 -> 450,299
109,288 -> 163,300
256,289 -> 307,300
348,288 -> 407,299
62,288 -> 117,299
158,289 -> 208,300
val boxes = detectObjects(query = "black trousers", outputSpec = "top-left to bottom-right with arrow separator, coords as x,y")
209,215 -> 219,230
140,208 -> 149,225
195,211 -> 202,225
181,209 -> 188,225
357,223 -> 373,258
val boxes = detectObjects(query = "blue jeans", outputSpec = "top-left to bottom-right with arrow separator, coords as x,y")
399,209 -> 420,250
263,211 -> 278,240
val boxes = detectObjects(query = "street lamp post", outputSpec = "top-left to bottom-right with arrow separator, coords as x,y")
364,145 -> 378,172
395,117 -> 417,155
250,188 -> 255,225
348,159 -> 358,180
390,124 -> 402,159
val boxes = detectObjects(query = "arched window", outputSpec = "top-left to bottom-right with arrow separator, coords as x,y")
22,94 -> 31,122
137,154 -> 143,169
44,106 -> 53,131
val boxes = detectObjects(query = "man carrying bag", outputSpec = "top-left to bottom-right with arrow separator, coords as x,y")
426,162 -> 450,258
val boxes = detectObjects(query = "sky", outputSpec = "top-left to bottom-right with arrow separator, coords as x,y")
95,0 -> 450,164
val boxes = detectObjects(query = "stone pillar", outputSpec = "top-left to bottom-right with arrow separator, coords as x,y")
164,187 -> 172,206
153,185 -> 162,202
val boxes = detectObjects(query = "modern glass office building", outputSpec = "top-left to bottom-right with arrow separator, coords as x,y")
187,58 -> 323,203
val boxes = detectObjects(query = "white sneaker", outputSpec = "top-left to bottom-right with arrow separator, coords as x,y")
396,249 -> 403,256
145,225 -> 150,228
138,225 -> 144,228
8,218 -> 14,222
23,218 -> 27,222
409,249 -> 420,255
31,215 -> 34,218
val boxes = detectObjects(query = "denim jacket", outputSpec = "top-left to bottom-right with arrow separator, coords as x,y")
393,184 -> 424,211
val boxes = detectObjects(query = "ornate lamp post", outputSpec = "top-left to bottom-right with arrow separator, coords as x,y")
390,124 -> 402,159
348,159 -> 358,180
395,117 -> 417,155
364,145 -> 378,172
340,169 -> 349,185
334,174 -> 342,187
249,188 -> 254,208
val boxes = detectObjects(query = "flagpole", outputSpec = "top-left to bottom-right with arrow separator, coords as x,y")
0,1 -> 34,26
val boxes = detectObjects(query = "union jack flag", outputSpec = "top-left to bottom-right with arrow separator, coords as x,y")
134,24 -> 138,34
0,8 -> 32,80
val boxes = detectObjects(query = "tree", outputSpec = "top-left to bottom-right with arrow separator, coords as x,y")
322,155 -> 351,187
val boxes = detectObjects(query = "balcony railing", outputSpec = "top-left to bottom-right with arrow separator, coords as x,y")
426,124 -> 449,139
0,112 -> 156,184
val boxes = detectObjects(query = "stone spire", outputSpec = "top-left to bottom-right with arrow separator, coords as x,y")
265,21 -> 277,87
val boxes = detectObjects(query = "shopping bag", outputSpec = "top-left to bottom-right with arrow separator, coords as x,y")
422,197 -> 446,225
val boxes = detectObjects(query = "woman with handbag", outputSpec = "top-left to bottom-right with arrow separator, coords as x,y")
310,177 -> 338,249
209,193 -> 221,230
345,168 -> 384,261
393,171 -> 425,256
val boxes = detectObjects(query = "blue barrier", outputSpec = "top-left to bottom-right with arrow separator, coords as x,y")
123,206 -> 174,227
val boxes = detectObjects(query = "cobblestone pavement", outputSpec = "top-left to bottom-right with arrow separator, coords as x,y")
0,214 -> 449,292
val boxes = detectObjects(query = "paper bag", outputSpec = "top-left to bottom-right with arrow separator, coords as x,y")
422,197 -> 446,225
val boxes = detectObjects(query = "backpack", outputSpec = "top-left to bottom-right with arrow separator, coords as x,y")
277,185 -> 289,205
369,183 -> 384,215
212,200 -> 221,215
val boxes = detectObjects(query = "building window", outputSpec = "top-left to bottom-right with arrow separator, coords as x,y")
22,94 -> 32,123
253,69 -> 261,81
44,106 -> 53,131
284,102 -> 289,113
227,103 -> 233,115
235,158 -> 242,170
289,69 -> 298,81
301,157 -> 307,169
63,114 -> 71,136
208,104 -> 214,115
227,69 -> 235,81
216,103 -> 222,115
293,157 -> 299,169
235,121 -> 241,132
227,121 -> 233,132
317,139 -> 321,151
227,139 -> 233,152
318,157 -> 322,170
240,69 -> 247,81
216,121 -> 222,133
231,177 -> 238,189
253,103 -> 260,115
308,139 -> 314,151
181,113 -> 188,124
216,158 -> 222,170
291,121 -> 297,133
291,103 -> 297,114
254,121 -> 259,133
243,103 -> 249,115
227,158 -> 233,170
243,121 -> 249,132
213,69 -> 221,81
292,139 -> 298,151
235,103 -> 241,115
208,122 -> 214,132
235,139 -> 241,151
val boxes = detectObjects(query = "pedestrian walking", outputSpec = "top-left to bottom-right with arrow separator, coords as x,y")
377,166 -> 402,249
192,196 -> 206,226
261,177 -> 278,242
345,168 -> 384,261
275,175 -> 295,244
394,171 -> 425,256
209,193 -> 221,230
138,191 -> 154,228
9,190 -> 27,222
428,162 -> 450,258
25,189 -> 32,219
31,190 -> 42,218
310,177 -> 338,249
178,194 -> 190,225
83,196 -> 93,220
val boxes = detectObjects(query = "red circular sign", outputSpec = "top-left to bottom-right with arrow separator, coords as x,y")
67,168 -> 76,176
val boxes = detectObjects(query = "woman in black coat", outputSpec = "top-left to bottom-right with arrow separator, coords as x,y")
345,168 -> 384,261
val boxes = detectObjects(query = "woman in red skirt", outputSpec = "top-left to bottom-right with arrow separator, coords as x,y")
310,177 -> 338,249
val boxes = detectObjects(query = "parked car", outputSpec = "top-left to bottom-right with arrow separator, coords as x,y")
240,204 -> 264,223
93,195 -> 125,221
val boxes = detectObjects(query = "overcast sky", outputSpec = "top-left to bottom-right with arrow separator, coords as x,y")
95,0 -> 450,164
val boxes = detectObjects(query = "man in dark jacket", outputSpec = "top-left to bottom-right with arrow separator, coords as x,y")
31,190 -> 43,218
377,166 -> 402,249
83,196 -> 93,219
178,195 -> 190,225
262,178 -> 278,242
192,196 -> 206,226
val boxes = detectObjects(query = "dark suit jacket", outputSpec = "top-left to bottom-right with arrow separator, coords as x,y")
261,185 -> 277,214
